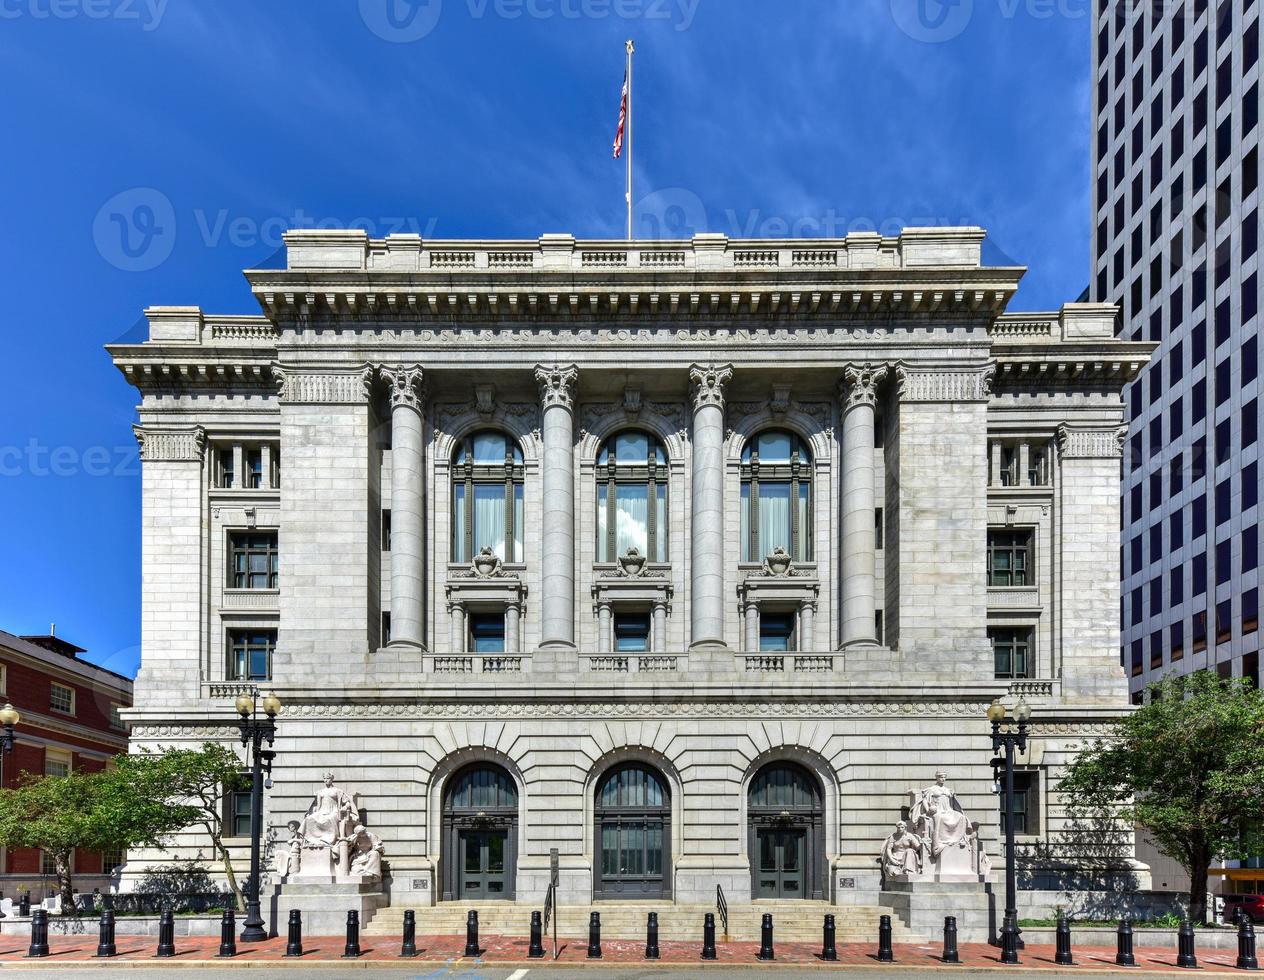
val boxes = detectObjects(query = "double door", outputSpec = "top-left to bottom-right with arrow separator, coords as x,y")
458,829 -> 508,900
596,817 -> 667,898
755,827 -> 805,898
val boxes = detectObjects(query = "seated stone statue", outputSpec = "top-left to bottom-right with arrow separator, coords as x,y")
276,820 -> 301,878
346,824 -> 385,880
880,820 -> 924,879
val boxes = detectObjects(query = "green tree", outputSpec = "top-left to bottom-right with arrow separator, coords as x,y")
1059,671 -> 1264,922
0,764 -> 195,912
122,744 -> 250,912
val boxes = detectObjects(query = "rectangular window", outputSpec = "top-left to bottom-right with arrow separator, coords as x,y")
1245,525 -> 1259,573
227,629 -> 275,681
987,529 -> 1033,587
381,509 -> 391,551
469,613 -> 506,654
1245,588 -> 1260,635
1194,610 -> 1209,652
101,849 -> 124,874
1172,565 -> 1186,605
216,449 -> 234,489
990,627 -> 1034,679
1171,621 -> 1185,661
381,611 -> 391,645
49,682 -> 74,715
44,748 -> 71,778
759,612 -> 796,653
40,850 -> 59,876
108,703 -> 125,731
1217,598 -> 1233,644
244,448 -> 263,489
228,780 -> 252,838
229,532 -> 279,590
613,612 -> 651,653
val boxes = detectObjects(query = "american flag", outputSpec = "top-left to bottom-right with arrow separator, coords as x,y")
612,68 -> 629,159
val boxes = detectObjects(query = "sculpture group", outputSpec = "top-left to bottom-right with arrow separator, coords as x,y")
880,771 -> 991,882
277,773 -> 385,882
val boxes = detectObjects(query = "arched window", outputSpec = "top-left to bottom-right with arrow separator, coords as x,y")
452,431 -> 524,563
740,430 -> 812,562
594,762 -> 671,899
747,761 -> 825,900
445,763 -> 519,811
596,431 -> 668,562
748,761 -> 822,812
441,763 -> 519,901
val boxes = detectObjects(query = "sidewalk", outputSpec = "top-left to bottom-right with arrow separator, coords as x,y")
0,934 -> 1255,972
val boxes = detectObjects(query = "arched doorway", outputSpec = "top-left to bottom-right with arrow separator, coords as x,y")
593,762 -> 671,899
747,761 -> 826,900
441,763 -> 518,901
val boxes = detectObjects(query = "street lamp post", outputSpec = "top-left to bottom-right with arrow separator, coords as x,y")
0,703 -> 17,921
988,697 -> 1030,962
234,691 -> 281,943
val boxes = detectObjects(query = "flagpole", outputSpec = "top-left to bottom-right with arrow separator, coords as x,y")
625,38 -> 634,241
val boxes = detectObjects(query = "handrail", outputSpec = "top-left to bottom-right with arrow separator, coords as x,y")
543,881 -> 558,960
716,883 -> 729,940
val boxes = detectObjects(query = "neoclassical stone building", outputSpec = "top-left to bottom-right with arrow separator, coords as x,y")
109,227 -> 1151,925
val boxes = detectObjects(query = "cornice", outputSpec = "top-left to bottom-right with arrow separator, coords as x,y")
274,365 -> 374,405
1056,423 -> 1127,459
894,362 -> 994,403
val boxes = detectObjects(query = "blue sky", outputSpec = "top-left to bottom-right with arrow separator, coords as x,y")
0,0 -> 1092,677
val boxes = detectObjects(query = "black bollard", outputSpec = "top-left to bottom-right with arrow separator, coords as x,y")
1116,917 -> 1136,967
464,909 -> 480,957
1238,918 -> 1259,971
1055,913 -> 1074,966
758,912 -> 775,962
1177,917 -> 1197,969
645,910 -> 660,960
402,908 -> 418,958
702,912 -> 717,960
1000,913 -> 1020,965
822,913 -> 838,962
19,893 -> 30,917
942,915 -> 959,964
587,911 -> 602,959
285,910 -> 303,958
218,907 -> 236,957
343,909 -> 361,959
528,910 -> 543,959
27,908 -> 49,958
156,907 -> 175,958
877,913 -> 893,963
96,908 -> 117,958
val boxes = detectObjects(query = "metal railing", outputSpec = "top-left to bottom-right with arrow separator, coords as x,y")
543,881 -> 558,960
716,883 -> 729,940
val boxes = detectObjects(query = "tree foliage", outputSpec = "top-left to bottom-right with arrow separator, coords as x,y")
1059,671 -> 1264,922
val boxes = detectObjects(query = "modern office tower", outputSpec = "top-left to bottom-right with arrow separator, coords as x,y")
1095,0 -> 1261,893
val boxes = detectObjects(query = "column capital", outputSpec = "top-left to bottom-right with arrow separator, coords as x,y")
893,362 -> 994,403
274,364 -> 375,404
1056,423 -> 1127,459
380,364 -> 426,411
133,424 -> 206,462
839,363 -> 890,410
534,364 -> 579,410
688,363 -> 733,410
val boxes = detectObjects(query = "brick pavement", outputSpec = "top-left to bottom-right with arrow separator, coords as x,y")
0,934 -> 1255,972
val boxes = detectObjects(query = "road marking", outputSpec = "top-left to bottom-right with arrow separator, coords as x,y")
505,970 -> 529,980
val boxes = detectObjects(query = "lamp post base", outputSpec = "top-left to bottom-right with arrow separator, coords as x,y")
240,904 -> 268,943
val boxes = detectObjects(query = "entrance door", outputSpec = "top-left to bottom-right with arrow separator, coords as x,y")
756,828 -> 805,898
598,817 -> 665,897
593,763 -> 671,900
459,829 -> 508,900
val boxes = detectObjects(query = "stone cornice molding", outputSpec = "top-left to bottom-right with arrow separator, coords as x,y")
894,362 -> 994,403
380,364 -> 426,412
534,364 -> 579,411
840,363 -> 890,410
133,424 -> 205,462
274,364 -> 374,405
689,363 -> 734,411
1055,423 -> 1127,459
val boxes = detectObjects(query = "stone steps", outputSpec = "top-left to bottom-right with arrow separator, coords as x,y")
362,902 -> 913,943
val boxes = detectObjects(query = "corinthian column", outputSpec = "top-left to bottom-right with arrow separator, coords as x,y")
382,365 -> 426,649
688,363 -> 733,649
535,364 -> 579,649
840,363 -> 887,647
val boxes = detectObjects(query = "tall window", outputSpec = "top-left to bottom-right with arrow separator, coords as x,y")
228,629 -> 275,681
987,529 -> 1033,587
596,431 -> 667,562
230,532 -> 278,590
227,778 -> 252,837
452,431 -> 524,563
741,431 -> 812,562
245,447 -> 263,488
1000,771 -> 1040,836
990,627 -> 1033,679
49,683 -> 74,715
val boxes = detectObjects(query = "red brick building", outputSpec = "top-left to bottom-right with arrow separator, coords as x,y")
0,628 -> 132,897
